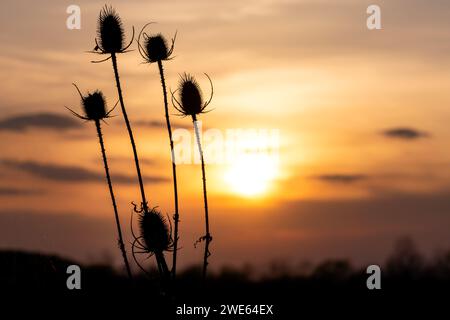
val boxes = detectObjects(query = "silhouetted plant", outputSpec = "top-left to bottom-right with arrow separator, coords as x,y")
386,237 -> 424,280
131,203 -> 173,284
431,250 -> 450,281
171,73 -> 214,279
66,84 -> 132,279
137,23 -> 181,279
312,260 -> 353,283
91,6 -> 149,211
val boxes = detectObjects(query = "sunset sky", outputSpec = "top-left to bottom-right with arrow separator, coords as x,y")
1,0 -> 450,272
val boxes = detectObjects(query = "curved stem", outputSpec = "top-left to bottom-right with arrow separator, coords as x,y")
111,53 -> 148,210
192,115 -> 211,279
95,120 -> 132,279
157,60 -> 180,280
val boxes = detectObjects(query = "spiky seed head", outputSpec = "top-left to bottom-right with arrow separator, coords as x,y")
144,34 -> 170,62
82,91 -> 108,121
139,207 -> 172,253
177,73 -> 204,116
97,6 -> 125,53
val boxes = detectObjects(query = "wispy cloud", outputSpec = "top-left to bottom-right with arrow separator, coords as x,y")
0,210 -> 117,264
0,187 -> 43,196
313,174 -> 368,184
0,113 -> 81,132
1,160 -> 169,184
382,128 -> 429,140
133,120 -> 165,128
133,119 -> 191,130
106,156 -> 157,166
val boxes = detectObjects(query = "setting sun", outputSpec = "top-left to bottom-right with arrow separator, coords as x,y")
224,153 -> 278,197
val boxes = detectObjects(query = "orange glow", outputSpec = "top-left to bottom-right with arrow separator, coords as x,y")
224,153 -> 278,197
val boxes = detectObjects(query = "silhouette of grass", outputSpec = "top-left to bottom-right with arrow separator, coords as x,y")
66,84 -> 132,279
138,24 -> 181,279
91,6 -> 149,212
172,73 -> 214,279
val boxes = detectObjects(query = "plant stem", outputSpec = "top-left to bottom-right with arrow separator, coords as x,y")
157,60 -> 180,279
155,250 -> 171,295
192,115 -> 211,279
110,53 -> 148,210
95,119 -> 132,279
155,251 -> 170,280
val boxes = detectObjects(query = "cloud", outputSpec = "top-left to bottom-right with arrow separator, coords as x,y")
0,187 -> 43,196
2,189 -> 450,269
1,160 -> 169,184
382,128 -> 429,140
134,120 -> 165,128
263,190 -> 450,265
313,174 -> 368,184
0,113 -> 81,132
106,156 -> 156,166
0,210 -> 117,265
134,119 -> 191,130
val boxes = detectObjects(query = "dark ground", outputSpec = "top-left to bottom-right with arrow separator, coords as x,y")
1,242 -> 449,318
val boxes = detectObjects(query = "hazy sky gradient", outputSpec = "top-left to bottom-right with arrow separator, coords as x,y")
1,0 -> 450,271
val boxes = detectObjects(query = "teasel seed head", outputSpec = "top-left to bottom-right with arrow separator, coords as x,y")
93,6 -> 134,55
137,23 -> 176,63
66,84 -> 115,122
139,207 -> 173,254
144,34 -> 171,62
171,73 -> 214,118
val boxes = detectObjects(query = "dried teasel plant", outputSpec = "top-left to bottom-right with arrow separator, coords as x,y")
172,73 -> 213,119
137,23 -> 181,279
66,84 -> 132,279
171,73 -> 214,279
137,23 -> 176,64
90,6 -> 149,211
91,5 -> 134,59
131,203 -> 173,284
